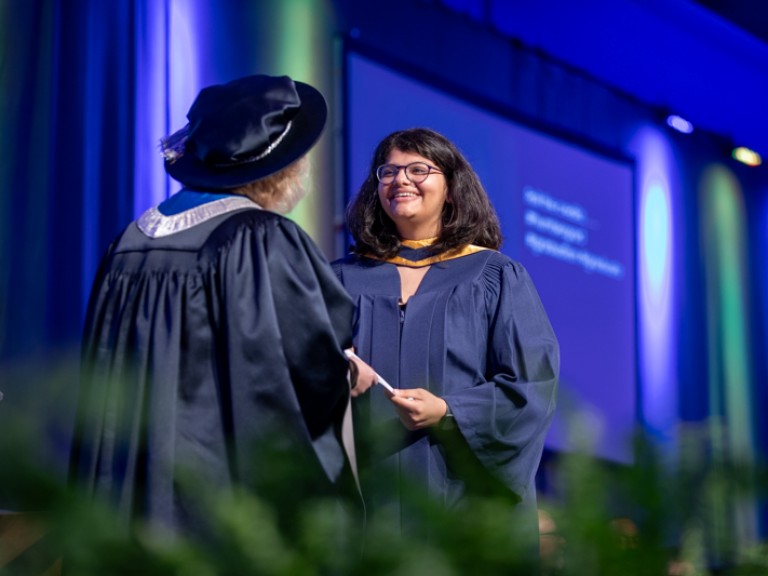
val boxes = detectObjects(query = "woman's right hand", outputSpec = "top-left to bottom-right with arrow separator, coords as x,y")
388,388 -> 448,430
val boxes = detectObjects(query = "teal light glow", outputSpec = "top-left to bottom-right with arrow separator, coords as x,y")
701,168 -> 753,449
270,0 -> 333,249
701,164 -> 757,543
630,126 -> 677,440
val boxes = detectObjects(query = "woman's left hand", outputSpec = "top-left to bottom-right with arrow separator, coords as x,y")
389,388 -> 448,430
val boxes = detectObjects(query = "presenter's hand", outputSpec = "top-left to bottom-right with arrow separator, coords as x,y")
346,349 -> 377,397
389,388 -> 448,430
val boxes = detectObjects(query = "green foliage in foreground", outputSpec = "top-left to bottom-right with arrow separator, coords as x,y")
1,427 -> 766,576
0,363 -> 765,576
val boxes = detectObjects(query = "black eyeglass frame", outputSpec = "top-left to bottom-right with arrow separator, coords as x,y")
375,162 -> 443,184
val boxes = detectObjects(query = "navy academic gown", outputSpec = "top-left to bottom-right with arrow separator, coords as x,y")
332,249 -> 559,545
69,191 -> 359,538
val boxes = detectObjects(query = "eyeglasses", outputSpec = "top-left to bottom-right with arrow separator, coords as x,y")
375,162 -> 443,184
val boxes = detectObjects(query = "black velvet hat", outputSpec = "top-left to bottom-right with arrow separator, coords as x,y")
162,74 -> 327,191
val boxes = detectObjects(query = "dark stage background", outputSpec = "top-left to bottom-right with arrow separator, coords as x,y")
1,0 -> 766,546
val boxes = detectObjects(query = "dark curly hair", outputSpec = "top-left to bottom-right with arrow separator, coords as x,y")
346,127 -> 503,259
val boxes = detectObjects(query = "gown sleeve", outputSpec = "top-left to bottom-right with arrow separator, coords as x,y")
263,220 -> 355,439
446,259 -> 559,499
217,217 -> 356,490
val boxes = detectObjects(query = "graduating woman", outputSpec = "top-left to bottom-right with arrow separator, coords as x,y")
333,128 -> 559,554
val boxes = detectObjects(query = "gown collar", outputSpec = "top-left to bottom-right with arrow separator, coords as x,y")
368,238 -> 491,268
137,189 -> 262,238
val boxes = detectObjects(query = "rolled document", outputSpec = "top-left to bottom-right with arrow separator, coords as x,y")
344,349 -> 395,393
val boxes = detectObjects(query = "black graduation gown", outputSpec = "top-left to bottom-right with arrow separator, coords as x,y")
70,194 -> 358,537
332,250 -> 559,542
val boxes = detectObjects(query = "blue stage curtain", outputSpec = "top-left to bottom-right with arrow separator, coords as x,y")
0,0 -> 184,496
1,0 -> 143,363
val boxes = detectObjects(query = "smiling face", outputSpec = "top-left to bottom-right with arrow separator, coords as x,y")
377,148 -> 449,240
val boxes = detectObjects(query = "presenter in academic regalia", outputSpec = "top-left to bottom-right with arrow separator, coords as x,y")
332,128 -> 560,557
69,74 -> 376,540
